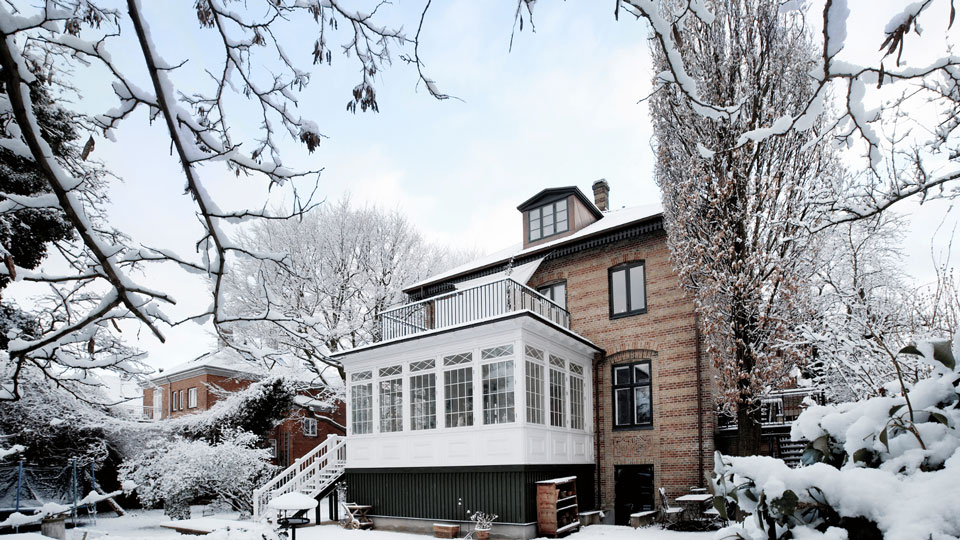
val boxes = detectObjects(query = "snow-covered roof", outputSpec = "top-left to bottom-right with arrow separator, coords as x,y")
145,349 -> 264,384
404,203 -> 663,292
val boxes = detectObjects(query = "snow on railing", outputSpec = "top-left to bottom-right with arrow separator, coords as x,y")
379,278 -> 570,341
252,434 -> 346,521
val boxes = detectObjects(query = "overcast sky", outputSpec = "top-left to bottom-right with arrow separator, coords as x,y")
10,1 -> 958,376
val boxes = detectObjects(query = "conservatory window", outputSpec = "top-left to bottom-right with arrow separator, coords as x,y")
528,198 -> 569,242
613,360 -> 653,428
549,356 -> 566,427
379,372 -> 403,433
188,387 -> 198,409
609,261 -> 646,317
444,367 -> 473,427
482,360 -> 515,424
350,374 -> 373,434
570,364 -> 584,430
410,373 -> 437,430
303,417 -> 318,437
525,347 -> 545,424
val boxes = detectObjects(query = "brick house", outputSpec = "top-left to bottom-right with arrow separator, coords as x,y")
141,350 -> 346,467
323,181 -> 715,536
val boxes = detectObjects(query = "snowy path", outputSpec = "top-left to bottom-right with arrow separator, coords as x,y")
66,510 -> 713,540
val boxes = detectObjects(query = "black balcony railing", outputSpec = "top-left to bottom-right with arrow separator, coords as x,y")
379,278 -> 571,341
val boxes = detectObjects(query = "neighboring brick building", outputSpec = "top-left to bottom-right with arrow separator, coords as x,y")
330,181 -> 714,535
141,350 -> 345,467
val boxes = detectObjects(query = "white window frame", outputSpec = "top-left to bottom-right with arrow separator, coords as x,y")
152,389 -> 162,419
379,365 -> 403,433
350,371 -> 374,435
409,362 -> 437,431
549,355 -> 566,428
188,387 -> 198,409
303,417 -> 318,437
443,351 -> 474,428
525,346 -> 545,424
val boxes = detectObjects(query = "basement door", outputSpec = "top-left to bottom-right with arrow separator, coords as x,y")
613,464 -> 654,525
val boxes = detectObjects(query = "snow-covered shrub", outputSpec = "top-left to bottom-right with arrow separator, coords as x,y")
120,429 -> 275,519
712,336 -> 960,539
165,375 -> 299,442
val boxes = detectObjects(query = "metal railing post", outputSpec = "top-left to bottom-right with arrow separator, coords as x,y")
14,459 -> 23,512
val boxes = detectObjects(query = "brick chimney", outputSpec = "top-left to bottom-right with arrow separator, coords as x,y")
592,179 -> 609,212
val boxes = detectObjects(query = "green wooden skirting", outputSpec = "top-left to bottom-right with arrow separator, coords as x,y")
344,464 -> 595,524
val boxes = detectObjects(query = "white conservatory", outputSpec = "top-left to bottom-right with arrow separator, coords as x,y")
330,277 -> 600,538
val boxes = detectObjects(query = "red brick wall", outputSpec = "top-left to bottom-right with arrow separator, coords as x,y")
527,228 -> 715,510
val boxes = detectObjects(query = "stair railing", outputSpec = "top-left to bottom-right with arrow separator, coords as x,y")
252,434 -> 346,521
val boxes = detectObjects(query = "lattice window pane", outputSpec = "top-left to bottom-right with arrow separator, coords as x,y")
410,359 -> 435,372
351,383 -> 373,434
444,367 -> 473,427
481,344 -> 514,360
379,378 -> 403,432
482,360 -> 515,424
410,373 -> 436,430
526,360 -> 544,424
351,371 -> 372,382
444,352 -> 472,366
525,345 -> 544,361
570,375 -> 584,430
550,355 -> 565,369
570,363 -> 584,376
379,365 -> 402,377
549,368 -> 566,427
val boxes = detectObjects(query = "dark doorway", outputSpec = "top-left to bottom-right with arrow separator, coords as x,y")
614,465 -> 654,525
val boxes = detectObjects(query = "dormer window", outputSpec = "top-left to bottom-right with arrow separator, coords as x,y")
528,199 -> 569,242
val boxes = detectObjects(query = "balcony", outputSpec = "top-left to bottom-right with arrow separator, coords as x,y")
379,278 -> 570,341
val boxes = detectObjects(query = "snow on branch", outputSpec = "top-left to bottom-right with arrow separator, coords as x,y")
621,0 -> 960,225
0,0 -> 440,399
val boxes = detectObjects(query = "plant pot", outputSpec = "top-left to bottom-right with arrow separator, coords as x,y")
476,528 -> 491,540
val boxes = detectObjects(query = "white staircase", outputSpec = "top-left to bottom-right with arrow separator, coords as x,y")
253,433 -> 346,521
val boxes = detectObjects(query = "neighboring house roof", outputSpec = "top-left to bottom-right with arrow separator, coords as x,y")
516,186 -> 604,220
143,349 -> 264,387
404,202 -> 664,294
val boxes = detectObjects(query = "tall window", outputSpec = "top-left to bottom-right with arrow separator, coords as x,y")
570,364 -> 584,430
171,389 -> 177,411
188,387 -> 198,409
613,360 -> 653,428
444,367 -> 473,427
549,355 -> 566,427
379,365 -> 403,432
525,346 -> 545,424
351,371 -> 373,434
537,281 -> 567,310
482,360 -> 515,424
410,372 -> 437,430
528,198 -> 569,242
609,261 -> 646,318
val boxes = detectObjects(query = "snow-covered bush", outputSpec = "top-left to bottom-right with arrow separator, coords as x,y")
120,429 -> 275,519
712,336 -> 960,539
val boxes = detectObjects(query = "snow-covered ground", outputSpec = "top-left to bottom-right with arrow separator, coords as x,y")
54,509 -> 712,540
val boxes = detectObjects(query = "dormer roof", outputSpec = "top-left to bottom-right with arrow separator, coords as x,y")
517,186 -> 604,220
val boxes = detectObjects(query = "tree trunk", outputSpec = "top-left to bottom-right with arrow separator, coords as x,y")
736,402 -> 763,456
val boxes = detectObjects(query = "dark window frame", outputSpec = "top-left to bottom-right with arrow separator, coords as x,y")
608,261 -> 647,319
537,280 -> 567,310
528,198 -> 570,242
612,359 -> 653,430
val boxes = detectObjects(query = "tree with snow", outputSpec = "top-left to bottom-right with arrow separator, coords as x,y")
649,0 -> 840,455
612,0 -> 960,223
221,198 -> 472,380
0,0 -> 443,400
